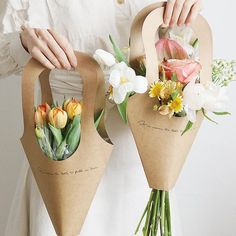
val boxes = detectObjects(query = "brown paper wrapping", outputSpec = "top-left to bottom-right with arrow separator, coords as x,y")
20,52 -> 113,236
127,4 -> 213,191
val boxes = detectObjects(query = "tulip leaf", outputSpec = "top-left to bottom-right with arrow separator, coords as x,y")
95,109 -> 105,129
109,35 -> 128,64
181,121 -> 193,136
66,115 -> 81,155
213,111 -> 231,116
117,94 -> 129,124
48,124 -> 63,147
201,108 -> 218,124
55,139 -> 67,160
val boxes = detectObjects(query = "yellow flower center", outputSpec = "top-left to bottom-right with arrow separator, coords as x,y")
120,76 -> 128,84
168,95 -> 183,113
149,82 -> 163,98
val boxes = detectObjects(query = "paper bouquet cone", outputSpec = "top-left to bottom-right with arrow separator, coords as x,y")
127,4 -> 213,191
20,52 -> 113,236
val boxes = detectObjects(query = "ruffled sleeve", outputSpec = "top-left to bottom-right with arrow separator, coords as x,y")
1,0 -> 52,34
0,32 -> 31,79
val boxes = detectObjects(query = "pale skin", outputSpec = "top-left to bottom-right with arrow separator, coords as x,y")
20,0 -> 203,70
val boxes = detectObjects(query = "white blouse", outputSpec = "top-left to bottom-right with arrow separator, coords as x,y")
0,0 -> 157,81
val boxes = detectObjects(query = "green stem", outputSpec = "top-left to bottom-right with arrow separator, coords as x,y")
148,191 -> 156,236
160,191 -> 166,236
165,192 -> 172,236
135,203 -> 148,234
143,190 -> 155,236
154,192 -> 161,235
151,190 -> 160,236
164,215 -> 169,236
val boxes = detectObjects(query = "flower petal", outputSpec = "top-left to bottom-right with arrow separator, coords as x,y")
133,76 -> 148,93
109,70 -> 121,88
113,87 -> 127,104
93,49 -> 116,67
123,66 -> 136,82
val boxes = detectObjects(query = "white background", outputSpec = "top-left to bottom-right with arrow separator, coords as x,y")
0,0 -> 236,235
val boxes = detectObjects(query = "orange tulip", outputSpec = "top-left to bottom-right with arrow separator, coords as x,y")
48,107 -> 68,129
64,98 -> 82,119
34,103 -> 51,127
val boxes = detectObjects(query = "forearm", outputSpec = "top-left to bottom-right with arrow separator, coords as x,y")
0,32 -> 31,79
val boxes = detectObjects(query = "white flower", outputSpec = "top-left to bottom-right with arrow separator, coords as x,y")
183,78 -> 205,122
109,62 -> 148,104
93,49 -> 116,67
203,83 -> 229,112
168,26 -> 198,60
183,79 -> 229,122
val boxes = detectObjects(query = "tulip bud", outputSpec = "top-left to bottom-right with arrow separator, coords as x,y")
34,103 -> 51,127
48,107 -> 68,129
64,98 -> 82,120
35,126 -> 45,139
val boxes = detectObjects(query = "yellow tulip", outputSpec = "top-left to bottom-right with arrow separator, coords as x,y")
64,98 -> 82,119
48,107 -> 68,129
34,103 -> 51,127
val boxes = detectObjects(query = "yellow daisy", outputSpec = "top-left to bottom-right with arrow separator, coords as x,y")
149,82 -> 163,98
160,80 -> 177,100
168,95 -> 183,114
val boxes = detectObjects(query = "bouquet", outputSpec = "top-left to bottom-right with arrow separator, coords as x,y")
93,5 -> 235,236
20,52 -> 113,236
34,98 -> 104,161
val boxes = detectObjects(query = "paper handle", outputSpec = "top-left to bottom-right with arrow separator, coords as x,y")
21,52 -> 105,136
130,3 -> 213,85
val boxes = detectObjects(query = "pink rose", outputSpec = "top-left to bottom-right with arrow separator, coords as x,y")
156,38 -> 188,61
161,59 -> 202,84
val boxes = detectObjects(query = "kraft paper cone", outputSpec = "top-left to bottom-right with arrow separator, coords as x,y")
20,52 -> 113,236
127,5 -> 213,191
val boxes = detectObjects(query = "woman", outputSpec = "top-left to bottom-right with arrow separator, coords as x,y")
0,0 -> 202,235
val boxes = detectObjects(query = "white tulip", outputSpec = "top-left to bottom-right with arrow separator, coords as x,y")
93,49 -> 116,67
109,62 -> 148,104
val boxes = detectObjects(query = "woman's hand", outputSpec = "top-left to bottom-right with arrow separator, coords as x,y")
20,27 -> 77,70
164,0 -> 203,27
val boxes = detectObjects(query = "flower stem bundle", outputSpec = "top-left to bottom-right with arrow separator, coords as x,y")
135,190 -> 171,236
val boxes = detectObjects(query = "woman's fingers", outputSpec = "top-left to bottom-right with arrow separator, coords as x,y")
185,1 -> 203,25
178,0 -> 195,25
48,29 -> 77,68
170,0 -> 185,26
164,0 -> 176,25
35,29 -> 72,70
31,47 -> 56,70
164,0 -> 202,26
20,27 -> 77,70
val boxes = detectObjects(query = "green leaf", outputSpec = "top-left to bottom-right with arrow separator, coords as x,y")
192,38 -> 199,48
213,111 -> 231,116
171,72 -> 178,82
171,91 -> 178,100
117,95 -> 129,124
109,35 -> 128,64
201,108 -> 218,124
95,109 -> 105,129
48,124 -> 63,147
66,115 -> 81,154
181,121 -> 193,136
